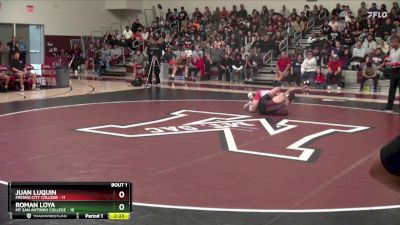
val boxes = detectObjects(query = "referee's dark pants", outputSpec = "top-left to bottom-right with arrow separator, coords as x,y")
386,68 -> 400,110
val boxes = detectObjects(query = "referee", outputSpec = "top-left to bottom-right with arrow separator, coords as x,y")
384,36 -> 400,112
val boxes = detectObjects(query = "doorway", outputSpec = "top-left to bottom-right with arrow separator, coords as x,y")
0,23 -> 13,65
15,24 -> 44,65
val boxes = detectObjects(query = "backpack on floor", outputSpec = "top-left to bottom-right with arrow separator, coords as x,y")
131,77 -> 143,87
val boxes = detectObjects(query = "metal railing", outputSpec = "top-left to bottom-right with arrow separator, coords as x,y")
262,50 -> 273,68
292,30 -> 302,44
170,20 -> 179,31
279,38 -> 289,53
306,18 -> 315,33
318,11 -> 328,22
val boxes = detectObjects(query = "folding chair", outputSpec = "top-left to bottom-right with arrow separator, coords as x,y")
41,64 -> 56,88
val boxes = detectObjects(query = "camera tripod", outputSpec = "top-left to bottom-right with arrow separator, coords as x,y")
143,55 -> 160,88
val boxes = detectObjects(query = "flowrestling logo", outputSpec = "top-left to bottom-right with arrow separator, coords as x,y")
368,11 -> 388,19
77,110 -> 369,163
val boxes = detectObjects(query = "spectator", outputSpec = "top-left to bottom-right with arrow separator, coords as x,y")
238,4 -> 247,18
7,36 -> 18,64
357,2 -> 368,21
321,20 -> 333,36
243,54 -> 254,81
172,52 -> 189,79
100,43 -> 112,72
291,16 -> 305,33
131,19 -> 143,33
329,26 -> 342,42
281,5 -> 290,18
331,41 -> 343,57
129,50 -> 146,78
10,51 -> 37,91
231,53 -> 244,83
188,54 -> 205,81
368,48 -> 386,77
220,54 -> 232,82
332,3 -> 342,17
377,39 -> 390,54
290,54 -> 303,86
192,7 -> 203,20
359,60 -> 379,92
368,3 -> 379,13
328,16 -> 339,28
203,6 -> 212,22
85,43 -> 96,73
340,48 -> 352,70
362,34 -> 377,55
352,40 -> 367,63
161,47 -> 176,63
326,54 -> 342,89
377,18 -> 396,39
392,2 -> 400,15
301,51 -> 318,85
230,5 -> 238,18
221,6 -> 230,18
123,26 -> 133,39
70,43 -> 84,75
0,70 -> 10,92
315,67 -> 327,89
274,51 -> 291,86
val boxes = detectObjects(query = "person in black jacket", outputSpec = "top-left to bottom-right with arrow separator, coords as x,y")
220,54 -> 233,82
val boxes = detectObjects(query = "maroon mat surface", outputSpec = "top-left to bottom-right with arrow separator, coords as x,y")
0,100 -> 399,210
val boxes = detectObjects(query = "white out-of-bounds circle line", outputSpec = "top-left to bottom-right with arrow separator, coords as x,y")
0,100 -> 398,213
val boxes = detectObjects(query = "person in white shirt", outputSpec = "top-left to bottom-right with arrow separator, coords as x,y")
352,40 -> 366,63
362,35 -> 377,55
301,51 -> 318,85
384,36 -> 400,112
280,5 -> 291,18
123,26 -> 133,40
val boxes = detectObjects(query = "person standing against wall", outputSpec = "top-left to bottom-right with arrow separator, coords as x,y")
7,36 -> 18,64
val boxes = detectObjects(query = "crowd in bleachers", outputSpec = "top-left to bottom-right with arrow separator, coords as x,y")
1,2 -> 400,91
103,1 -> 398,89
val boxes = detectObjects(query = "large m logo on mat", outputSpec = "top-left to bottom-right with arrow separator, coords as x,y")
77,110 -> 369,163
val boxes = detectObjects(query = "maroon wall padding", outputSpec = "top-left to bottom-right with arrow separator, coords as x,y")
45,35 -> 80,57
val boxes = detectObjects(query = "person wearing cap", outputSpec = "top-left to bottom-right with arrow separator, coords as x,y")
326,54 -> 342,90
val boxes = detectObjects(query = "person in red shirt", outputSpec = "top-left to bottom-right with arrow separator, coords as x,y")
188,54 -> 205,81
274,51 -> 291,86
85,43 -> 96,74
327,54 -> 342,90
315,67 -> 327,89
221,7 -> 230,18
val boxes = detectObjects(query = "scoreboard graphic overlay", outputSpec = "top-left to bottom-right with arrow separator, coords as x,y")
8,182 -> 132,220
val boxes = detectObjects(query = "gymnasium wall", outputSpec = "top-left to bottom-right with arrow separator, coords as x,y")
0,0 -> 130,36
